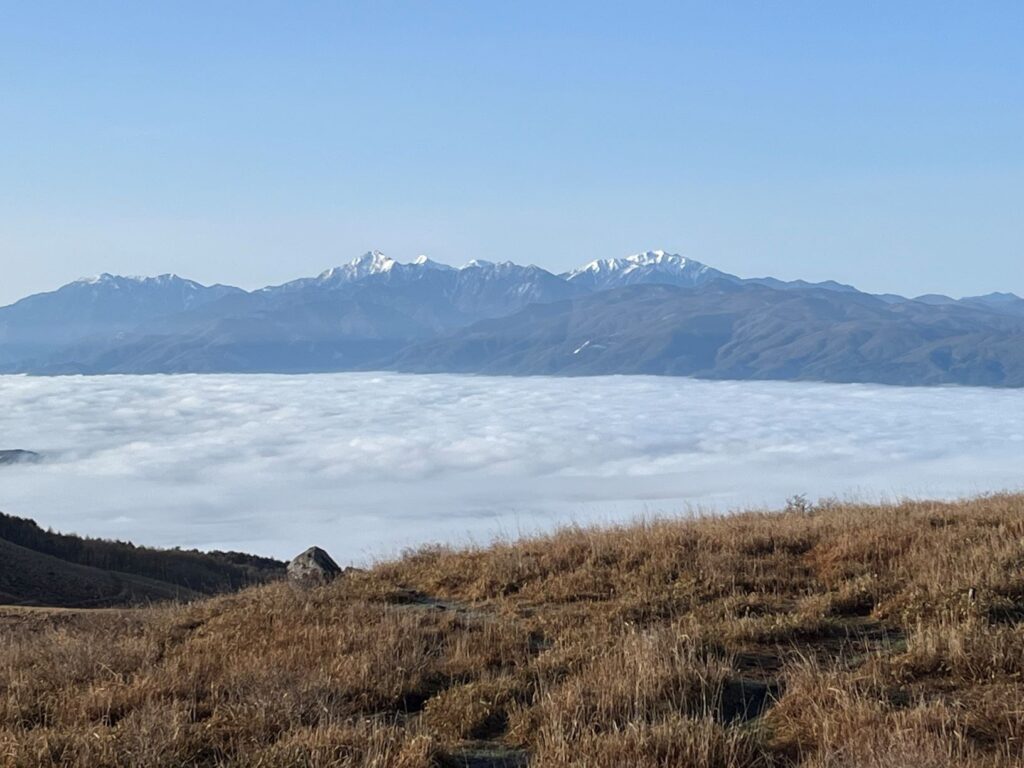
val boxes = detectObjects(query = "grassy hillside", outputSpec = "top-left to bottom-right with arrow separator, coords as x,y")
2,495 -> 1024,766
0,512 -> 284,607
0,539 -> 201,607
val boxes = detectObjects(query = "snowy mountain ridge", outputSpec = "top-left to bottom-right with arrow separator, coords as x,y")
4,248 -> 1024,385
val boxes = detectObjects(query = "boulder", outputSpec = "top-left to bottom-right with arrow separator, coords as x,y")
287,546 -> 342,588
0,450 -> 41,466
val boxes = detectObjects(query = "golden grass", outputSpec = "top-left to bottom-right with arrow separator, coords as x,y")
2,494 -> 1024,766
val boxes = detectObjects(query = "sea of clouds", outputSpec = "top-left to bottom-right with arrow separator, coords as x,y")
1,373 -> 1023,563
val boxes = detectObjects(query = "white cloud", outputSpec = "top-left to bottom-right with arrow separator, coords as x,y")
1,373 -> 1023,563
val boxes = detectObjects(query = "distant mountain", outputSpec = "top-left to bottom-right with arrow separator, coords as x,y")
885,292 -> 1024,317
912,293 -> 961,307
448,259 -> 587,317
388,281 -> 1024,387
0,273 -> 243,369
562,250 -> 861,295
2,250 -> 1023,387
564,250 -> 735,290
961,292 -> 1024,317
743,276 -> 861,294
19,254 -> 585,374
274,251 -> 455,293
274,251 -> 582,315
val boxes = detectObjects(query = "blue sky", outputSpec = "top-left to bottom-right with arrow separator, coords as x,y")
1,1 -> 1022,304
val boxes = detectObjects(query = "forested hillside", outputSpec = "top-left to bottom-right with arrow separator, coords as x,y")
0,512 -> 283,606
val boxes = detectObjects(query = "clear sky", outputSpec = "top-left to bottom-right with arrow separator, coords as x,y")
1,1 -> 1022,305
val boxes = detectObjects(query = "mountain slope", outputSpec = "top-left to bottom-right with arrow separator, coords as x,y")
3,250 -> 1023,386
388,281 -> 1024,386
0,538 -> 200,607
562,250 -> 861,295
563,249 -> 737,290
0,511 -> 283,606
961,292 -> 1024,317
23,254 -> 586,374
3,495 -> 1024,766
0,274 -> 244,369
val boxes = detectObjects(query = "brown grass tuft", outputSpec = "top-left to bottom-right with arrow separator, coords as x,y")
3,494 -> 1024,765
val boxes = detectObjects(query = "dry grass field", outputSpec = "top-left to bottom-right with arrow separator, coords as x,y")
3,494 -> 1024,767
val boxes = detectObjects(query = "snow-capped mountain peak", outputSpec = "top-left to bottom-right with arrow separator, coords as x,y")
310,251 -> 461,287
574,250 -> 693,275
462,259 -> 536,273
411,254 -> 456,271
626,249 -> 672,263
72,273 -> 200,290
76,272 -> 118,285
316,250 -> 397,283
565,250 -> 734,290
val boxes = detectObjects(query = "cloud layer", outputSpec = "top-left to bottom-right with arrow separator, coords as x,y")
1,373 -> 1023,562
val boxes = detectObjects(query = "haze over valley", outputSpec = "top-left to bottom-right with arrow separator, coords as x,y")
2,372 -> 1022,561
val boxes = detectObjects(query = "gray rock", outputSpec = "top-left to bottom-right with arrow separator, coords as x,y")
0,450 -> 41,466
287,546 -> 342,588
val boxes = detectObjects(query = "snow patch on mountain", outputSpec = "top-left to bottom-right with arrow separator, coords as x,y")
74,273 -> 200,289
317,251 -> 397,283
564,250 -> 736,290
412,254 -> 456,271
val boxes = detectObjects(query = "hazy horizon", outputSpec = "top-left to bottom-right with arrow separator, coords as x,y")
2,2 -> 1022,305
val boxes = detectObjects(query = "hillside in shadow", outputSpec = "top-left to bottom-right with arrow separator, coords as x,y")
0,512 -> 283,607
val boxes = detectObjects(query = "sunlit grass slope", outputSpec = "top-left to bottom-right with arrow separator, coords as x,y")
3,495 -> 1024,766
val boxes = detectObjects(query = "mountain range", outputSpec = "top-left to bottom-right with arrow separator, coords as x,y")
3,249 -> 1023,386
